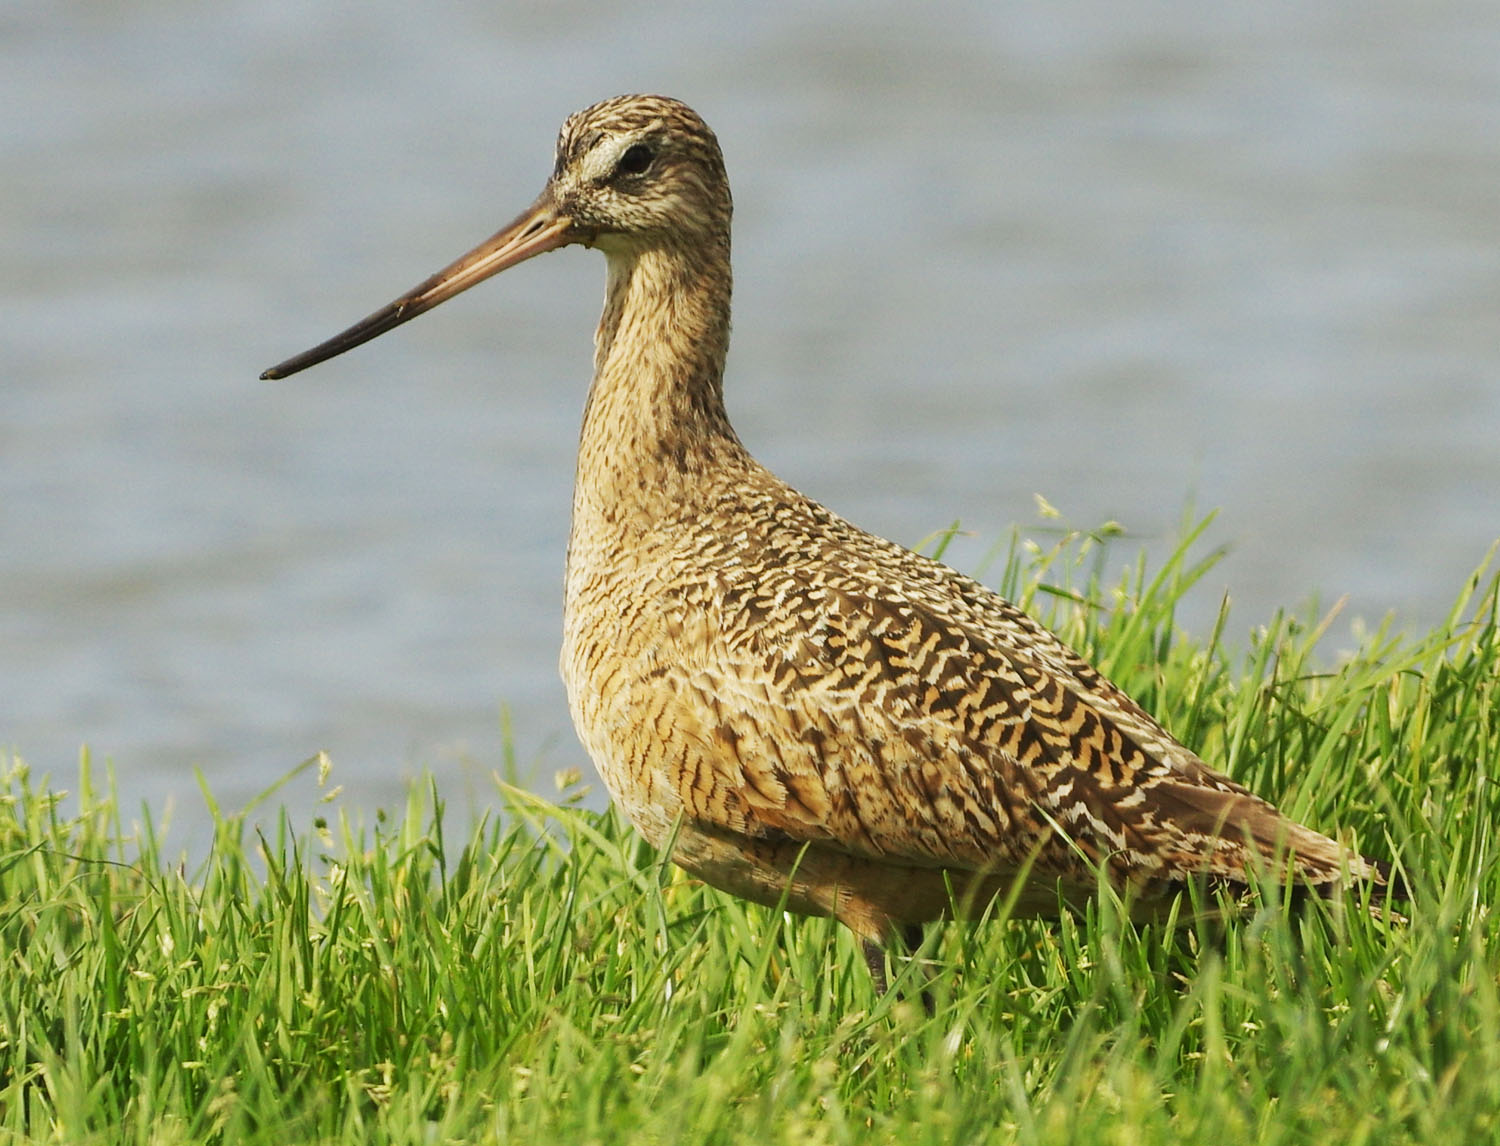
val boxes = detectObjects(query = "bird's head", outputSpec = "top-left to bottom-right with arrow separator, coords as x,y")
261,94 -> 729,380
549,94 -> 731,257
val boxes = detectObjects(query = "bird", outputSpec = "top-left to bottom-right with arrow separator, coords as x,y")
263,94 -> 1391,993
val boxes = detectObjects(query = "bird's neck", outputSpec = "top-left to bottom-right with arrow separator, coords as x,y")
572,240 -> 748,534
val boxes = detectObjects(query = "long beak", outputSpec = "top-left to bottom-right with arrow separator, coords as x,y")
261,192 -> 577,380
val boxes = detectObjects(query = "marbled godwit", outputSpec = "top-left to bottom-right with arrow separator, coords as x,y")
264,95 -> 1390,991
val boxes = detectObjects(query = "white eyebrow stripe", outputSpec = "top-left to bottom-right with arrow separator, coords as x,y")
578,123 -> 663,183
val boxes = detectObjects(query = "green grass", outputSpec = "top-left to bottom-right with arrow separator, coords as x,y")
3,516 -> 1498,1144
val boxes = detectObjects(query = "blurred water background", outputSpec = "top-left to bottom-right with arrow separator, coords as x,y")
3,1 -> 1497,840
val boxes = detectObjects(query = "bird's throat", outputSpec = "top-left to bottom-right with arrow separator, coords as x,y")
574,243 -> 745,525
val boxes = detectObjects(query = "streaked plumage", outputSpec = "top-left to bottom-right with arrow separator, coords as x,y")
264,95 -> 1388,988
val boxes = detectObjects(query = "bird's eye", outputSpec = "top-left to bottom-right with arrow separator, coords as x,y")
616,143 -> 655,177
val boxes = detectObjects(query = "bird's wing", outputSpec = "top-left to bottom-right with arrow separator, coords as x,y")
660,546 -> 1358,890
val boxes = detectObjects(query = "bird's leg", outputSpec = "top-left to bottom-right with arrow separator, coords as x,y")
903,923 -> 925,953
862,937 -> 891,996
904,924 -> 936,1016
862,926 -> 935,1014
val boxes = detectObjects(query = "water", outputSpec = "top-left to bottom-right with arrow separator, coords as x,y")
3,1 -> 1497,836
